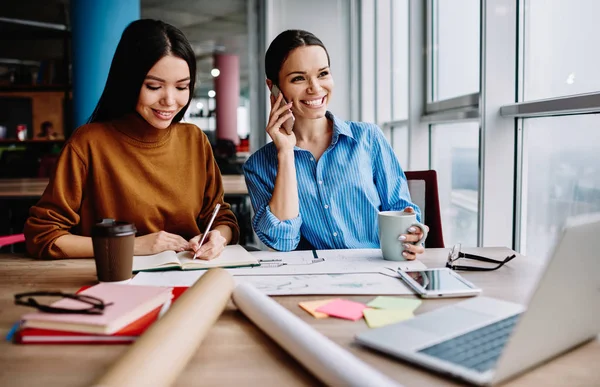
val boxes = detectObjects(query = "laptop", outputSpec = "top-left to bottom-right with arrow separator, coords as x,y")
356,214 -> 600,386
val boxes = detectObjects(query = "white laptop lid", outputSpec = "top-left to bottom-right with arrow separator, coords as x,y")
492,214 -> 600,384
356,214 -> 600,386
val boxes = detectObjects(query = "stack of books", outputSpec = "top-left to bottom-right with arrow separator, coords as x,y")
13,284 -> 186,345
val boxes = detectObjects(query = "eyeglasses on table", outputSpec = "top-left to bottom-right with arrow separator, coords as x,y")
14,291 -> 114,315
446,243 -> 516,271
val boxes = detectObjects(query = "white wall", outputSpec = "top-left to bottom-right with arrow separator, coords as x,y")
266,0 -> 352,119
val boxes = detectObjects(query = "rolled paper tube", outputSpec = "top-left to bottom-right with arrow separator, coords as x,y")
93,268 -> 234,387
232,283 -> 402,387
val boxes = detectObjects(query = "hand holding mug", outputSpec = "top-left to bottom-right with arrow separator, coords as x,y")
378,207 -> 428,261
397,207 -> 428,260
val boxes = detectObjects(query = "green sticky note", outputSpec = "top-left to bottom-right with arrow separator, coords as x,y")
363,308 -> 414,328
366,296 -> 422,312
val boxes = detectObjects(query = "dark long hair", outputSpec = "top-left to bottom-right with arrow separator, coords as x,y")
265,29 -> 330,85
89,19 -> 196,123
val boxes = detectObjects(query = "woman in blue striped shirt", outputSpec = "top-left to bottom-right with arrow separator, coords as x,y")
243,29 -> 427,259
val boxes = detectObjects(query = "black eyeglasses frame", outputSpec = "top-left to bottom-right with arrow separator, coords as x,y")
446,244 -> 516,272
14,291 -> 114,315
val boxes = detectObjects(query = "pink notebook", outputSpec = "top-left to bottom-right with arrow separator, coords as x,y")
21,283 -> 173,335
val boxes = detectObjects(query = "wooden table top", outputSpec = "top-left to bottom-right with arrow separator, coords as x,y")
0,247 -> 598,387
0,175 -> 248,198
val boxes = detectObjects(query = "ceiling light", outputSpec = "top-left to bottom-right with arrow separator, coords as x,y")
566,73 -> 575,85
208,90 -> 216,98
196,102 -> 204,109
211,68 -> 221,77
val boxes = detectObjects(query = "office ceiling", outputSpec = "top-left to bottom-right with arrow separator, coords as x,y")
0,0 -> 249,97
141,0 -> 249,97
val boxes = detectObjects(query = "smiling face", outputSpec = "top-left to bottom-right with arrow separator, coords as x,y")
136,55 -> 191,129
278,45 -> 333,120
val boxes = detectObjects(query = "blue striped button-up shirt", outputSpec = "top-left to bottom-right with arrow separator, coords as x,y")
243,111 -> 420,251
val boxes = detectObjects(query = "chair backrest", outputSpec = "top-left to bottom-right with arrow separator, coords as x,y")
405,170 -> 445,248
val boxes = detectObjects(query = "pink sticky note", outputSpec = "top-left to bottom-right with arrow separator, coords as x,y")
316,299 -> 366,321
299,298 -> 338,319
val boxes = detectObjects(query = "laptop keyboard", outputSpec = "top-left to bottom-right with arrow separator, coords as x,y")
418,314 -> 521,373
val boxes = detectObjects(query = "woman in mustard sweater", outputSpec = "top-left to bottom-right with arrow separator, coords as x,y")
24,20 -> 239,259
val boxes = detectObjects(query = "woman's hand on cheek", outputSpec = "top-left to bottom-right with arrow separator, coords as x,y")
134,231 -> 189,255
189,230 -> 226,260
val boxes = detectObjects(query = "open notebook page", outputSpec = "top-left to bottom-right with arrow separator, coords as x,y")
133,251 -> 182,272
177,245 -> 258,269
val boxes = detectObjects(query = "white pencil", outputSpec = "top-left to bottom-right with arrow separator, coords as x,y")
192,203 -> 221,259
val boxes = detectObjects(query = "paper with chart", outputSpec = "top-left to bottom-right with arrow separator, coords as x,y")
129,270 -> 415,295
233,273 -> 414,295
229,249 -> 426,276
129,249 -> 424,295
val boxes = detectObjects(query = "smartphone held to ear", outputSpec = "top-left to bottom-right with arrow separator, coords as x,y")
270,84 -> 295,134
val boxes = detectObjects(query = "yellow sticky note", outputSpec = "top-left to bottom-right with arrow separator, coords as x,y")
299,298 -> 339,319
367,296 -> 422,312
363,308 -> 414,328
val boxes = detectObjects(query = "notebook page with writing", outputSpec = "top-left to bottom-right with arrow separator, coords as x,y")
177,245 -> 259,269
133,251 -> 182,272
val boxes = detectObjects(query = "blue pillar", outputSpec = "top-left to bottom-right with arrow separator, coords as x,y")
70,0 -> 140,127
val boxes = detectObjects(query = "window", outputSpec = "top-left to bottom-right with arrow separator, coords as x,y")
523,0 -> 600,100
432,0 -> 480,101
376,0 -> 392,124
426,1 -> 481,246
514,0 -> 600,259
365,0 -> 409,169
430,122 -> 479,247
520,114 -> 600,259
392,0 -> 409,121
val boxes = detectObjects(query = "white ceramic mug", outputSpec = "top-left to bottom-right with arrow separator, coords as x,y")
378,211 -> 428,261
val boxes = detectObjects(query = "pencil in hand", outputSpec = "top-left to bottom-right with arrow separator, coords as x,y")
192,203 -> 221,260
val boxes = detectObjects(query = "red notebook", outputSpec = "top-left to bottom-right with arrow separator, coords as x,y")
13,287 -> 187,344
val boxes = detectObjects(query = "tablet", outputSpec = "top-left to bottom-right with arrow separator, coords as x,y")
396,268 -> 481,298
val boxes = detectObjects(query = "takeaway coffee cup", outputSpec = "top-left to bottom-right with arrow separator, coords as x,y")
92,219 -> 137,282
378,211 -> 428,261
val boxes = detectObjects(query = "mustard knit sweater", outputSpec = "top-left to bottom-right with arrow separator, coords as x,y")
24,113 -> 239,259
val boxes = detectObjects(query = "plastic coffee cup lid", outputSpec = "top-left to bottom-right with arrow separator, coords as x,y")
92,218 -> 137,237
